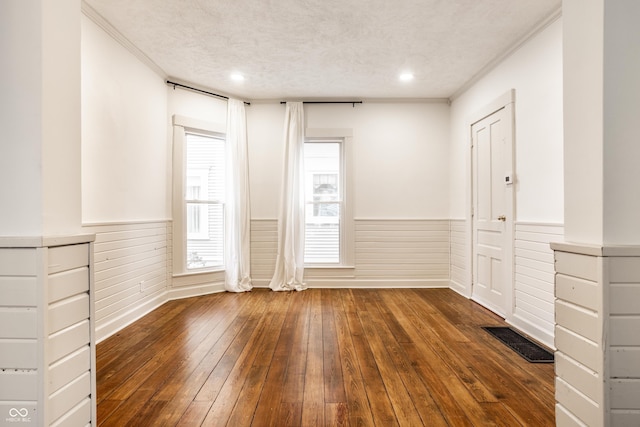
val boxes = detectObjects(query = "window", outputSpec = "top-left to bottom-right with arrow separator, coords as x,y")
186,171 -> 208,239
304,141 -> 342,264
184,133 -> 225,270
172,115 -> 227,274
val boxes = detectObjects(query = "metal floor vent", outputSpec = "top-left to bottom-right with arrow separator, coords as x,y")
482,326 -> 554,363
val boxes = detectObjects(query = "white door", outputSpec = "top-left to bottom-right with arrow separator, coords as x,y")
471,106 -> 513,317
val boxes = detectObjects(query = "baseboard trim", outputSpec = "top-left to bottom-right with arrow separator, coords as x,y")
167,283 -> 226,300
449,280 -> 469,297
95,292 -> 167,344
251,278 -> 449,289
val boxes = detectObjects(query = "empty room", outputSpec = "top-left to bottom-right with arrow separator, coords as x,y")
1,0 -> 639,426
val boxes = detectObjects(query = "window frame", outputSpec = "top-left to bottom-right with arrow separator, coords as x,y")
172,114 -> 227,275
304,128 -> 354,268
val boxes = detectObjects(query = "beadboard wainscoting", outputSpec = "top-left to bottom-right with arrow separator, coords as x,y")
355,219 -> 449,287
449,219 -> 467,295
250,220 -> 278,285
250,219 -> 450,288
551,244 -> 640,426
445,220 -> 563,348
512,222 -> 564,348
607,254 -> 640,425
85,221 -> 171,343
0,235 -> 96,426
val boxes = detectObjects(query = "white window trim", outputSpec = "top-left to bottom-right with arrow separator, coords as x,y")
304,128 -> 355,268
172,114 -> 226,275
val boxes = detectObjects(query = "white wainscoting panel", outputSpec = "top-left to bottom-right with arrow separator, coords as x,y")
553,246 -> 605,427
355,219 -> 449,286
449,219 -> 466,295
250,219 -> 450,287
250,220 -> 278,286
608,254 -> 640,426
85,221 -> 169,342
0,236 -> 95,426
512,222 -> 564,348
0,248 -> 39,418
552,243 -> 640,426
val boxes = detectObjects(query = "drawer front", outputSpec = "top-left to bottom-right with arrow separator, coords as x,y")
48,244 -> 89,275
48,267 -> 89,304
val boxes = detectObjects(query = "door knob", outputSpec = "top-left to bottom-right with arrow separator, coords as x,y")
497,215 -> 506,221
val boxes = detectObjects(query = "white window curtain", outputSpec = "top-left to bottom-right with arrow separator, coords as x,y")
224,98 -> 253,292
269,102 -> 307,291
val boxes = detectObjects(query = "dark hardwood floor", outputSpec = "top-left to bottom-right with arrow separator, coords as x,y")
96,288 -> 555,426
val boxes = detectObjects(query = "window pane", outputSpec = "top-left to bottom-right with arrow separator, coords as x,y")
186,203 -> 224,269
304,142 -> 340,264
186,133 -> 225,202
185,132 -> 225,269
305,203 -> 340,263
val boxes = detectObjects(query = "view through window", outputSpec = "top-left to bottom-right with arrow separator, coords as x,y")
185,133 -> 225,269
304,141 -> 341,264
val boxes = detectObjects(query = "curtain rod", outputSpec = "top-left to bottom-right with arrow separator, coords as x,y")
280,101 -> 362,107
166,80 -> 250,105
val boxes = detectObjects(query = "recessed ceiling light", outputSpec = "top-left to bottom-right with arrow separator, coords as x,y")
399,72 -> 414,82
230,73 -> 245,82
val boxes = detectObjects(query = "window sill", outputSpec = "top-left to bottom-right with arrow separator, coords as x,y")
173,268 -> 224,278
304,265 -> 355,269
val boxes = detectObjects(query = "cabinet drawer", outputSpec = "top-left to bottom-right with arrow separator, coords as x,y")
48,244 -> 89,274
48,267 -> 89,303
49,294 -> 90,335
49,346 -> 91,393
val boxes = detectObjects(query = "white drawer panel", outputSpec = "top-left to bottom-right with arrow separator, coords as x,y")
555,351 -> 601,404
556,377 -> 602,427
556,274 -> 599,311
49,397 -> 91,427
48,244 -> 88,275
555,251 -> 598,282
49,346 -> 91,393
0,248 -> 37,276
48,294 -> 89,335
0,369 -> 37,400
555,326 -> 600,373
0,308 -> 37,339
49,320 -> 90,363
48,372 -> 91,424
0,276 -> 37,306
0,339 -> 37,369
556,300 -> 600,344
48,267 -> 89,304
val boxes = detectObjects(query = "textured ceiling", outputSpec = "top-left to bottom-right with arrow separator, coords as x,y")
84,0 -> 561,100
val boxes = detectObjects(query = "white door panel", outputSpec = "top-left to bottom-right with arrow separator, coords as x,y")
472,106 -> 512,317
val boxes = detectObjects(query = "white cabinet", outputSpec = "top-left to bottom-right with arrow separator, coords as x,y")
0,235 -> 95,426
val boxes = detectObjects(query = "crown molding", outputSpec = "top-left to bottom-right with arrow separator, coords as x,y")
449,6 -> 562,102
81,0 -> 167,79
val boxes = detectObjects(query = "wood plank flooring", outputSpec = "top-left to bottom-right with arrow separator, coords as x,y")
96,288 -> 555,426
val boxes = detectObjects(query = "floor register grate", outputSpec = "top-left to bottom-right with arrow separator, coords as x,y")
482,326 -> 554,363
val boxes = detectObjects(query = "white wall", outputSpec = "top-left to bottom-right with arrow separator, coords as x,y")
246,103 -> 285,219
167,87 -> 228,125
602,1 -> 640,245
247,102 -> 451,220
1,0 -> 82,236
449,18 -> 564,223
81,15 -> 168,223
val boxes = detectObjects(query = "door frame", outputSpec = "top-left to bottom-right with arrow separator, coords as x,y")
467,89 -> 516,321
